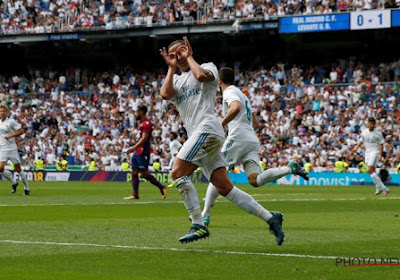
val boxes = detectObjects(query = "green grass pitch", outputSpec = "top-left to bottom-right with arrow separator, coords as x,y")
0,181 -> 399,279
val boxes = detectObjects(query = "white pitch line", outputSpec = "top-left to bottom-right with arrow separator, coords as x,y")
0,196 -> 399,207
0,239 -> 339,260
0,202 -> 168,207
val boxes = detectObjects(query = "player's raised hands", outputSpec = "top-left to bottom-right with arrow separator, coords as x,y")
160,47 -> 178,68
181,36 -> 193,58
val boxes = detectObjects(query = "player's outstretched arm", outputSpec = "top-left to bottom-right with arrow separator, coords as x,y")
182,37 -> 214,83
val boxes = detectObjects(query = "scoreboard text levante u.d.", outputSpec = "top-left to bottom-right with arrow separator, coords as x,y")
279,9 -> 400,33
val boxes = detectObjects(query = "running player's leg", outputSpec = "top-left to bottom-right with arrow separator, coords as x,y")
202,139 -> 239,220
0,160 -> 17,189
209,165 -> 272,220
366,153 -> 389,195
201,182 -> 219,225
203,141 -> 290,222
172,132 -> 215,227
13,163 -> 30,195
124,157 -> 140,199
173,132 -> 223,243
9,151 -> 28,194
171,158 -> 201,223
0,152 -> 18,193
168,156 -> 175,171
246,161 -> 292,187
202,138 -> 240,223
206,160 -> 284,245
140,169 -> 167,199
242,144 -> 305,187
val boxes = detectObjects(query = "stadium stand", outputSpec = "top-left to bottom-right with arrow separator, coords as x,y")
1,0 -> 399,34
1,57 -> 399,170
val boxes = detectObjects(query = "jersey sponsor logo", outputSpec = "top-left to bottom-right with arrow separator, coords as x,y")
0,126 -> 10,134
364,135 -> 380,143
175,86 -> 202,105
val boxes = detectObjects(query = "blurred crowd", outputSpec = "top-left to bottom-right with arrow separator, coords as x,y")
1,0 -> 399,35
1,57 -> 400,171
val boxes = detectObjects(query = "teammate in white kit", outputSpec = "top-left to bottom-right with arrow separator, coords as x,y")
202,67 -> 309,225
160,37 -> 284,245
168,132 -> 182,171
353,117 -> 389,195
0,102 -> 30,195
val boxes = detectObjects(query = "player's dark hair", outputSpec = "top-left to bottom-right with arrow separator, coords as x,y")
138,105 -> 148,114
168,40 -> 185,50
368,117 -> 376,123
170,131 -> 178,139
219,67 -> 235,85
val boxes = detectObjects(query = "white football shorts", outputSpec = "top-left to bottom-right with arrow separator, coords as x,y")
0,149 -> 21,164
365,152 -> 379,167
177,132 -> 228,180
222,140 -> 260,166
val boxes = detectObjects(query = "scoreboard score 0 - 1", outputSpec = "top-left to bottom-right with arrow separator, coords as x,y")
350,10 -> 391,30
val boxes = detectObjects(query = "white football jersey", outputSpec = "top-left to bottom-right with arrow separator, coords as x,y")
360,128 -> 384,154
172,63 -> 224,137
169,139 -> 182,156
223,85 -> 259,143
0,118 -> 21,151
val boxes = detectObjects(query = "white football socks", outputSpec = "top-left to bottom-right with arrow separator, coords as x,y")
1,170 -> 16,184
202,183 -> 219,218
225,186 -> 273,222
174,176 -> 204,226
370,172 -> 386,191
256,166 -> 291,186
19,171 -> 30,191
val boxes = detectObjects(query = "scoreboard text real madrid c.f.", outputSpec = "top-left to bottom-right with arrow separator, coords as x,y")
279,9 -> 400,34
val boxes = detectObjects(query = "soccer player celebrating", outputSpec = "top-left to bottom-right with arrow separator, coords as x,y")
202,67 -> 309,226
353,117 -> 389,195
160,37 -> 284,245
0,102 -> 30,195
124,105 -> 167,200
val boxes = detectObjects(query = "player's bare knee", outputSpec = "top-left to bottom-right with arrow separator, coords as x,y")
210,167 -> 233,196
214,184 -> 232,196
368,167 -> 375,174
171,169 -> 181,181
243,161 -> 260,186
248,175 -> 258,187
171,168 -> 190,181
